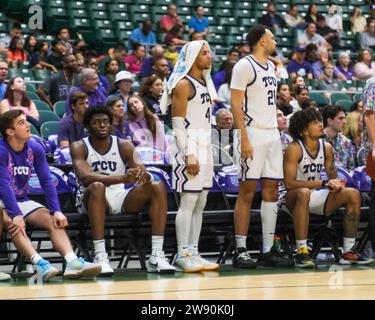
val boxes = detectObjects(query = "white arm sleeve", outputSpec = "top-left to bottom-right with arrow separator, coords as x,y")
172,116 -> 197,157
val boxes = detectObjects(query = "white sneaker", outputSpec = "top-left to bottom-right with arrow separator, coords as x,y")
147,251 -> 175,273
174,254 -> 203,273
191,254 -> 220,271
0,272 -> 11,281
93,253 -> 114,277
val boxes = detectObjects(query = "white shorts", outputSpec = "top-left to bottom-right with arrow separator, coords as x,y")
234,127 -> 283,181
278,188 -> 331,215
171,145 -> 213,192
80,186 -> 134,215
0,200 -> 45,218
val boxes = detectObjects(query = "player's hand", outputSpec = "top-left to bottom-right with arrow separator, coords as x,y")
125,167 -> 142,183
241,136 -> 254,160
135,168 -> 151,185
53,211 -> 68,229
327,179 -> 344,193
8,215 -> 27,238
185,154 -> 200,176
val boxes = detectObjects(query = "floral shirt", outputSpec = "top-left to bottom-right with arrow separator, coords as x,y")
323,133 -> 356,171
362,76 -> 375,160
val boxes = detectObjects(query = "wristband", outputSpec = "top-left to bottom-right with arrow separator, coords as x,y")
321,179 -> 329,187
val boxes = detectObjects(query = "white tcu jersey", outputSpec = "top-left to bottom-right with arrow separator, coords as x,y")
232,55 -> 277,129
82,136 -> 126,190
297,139 -> 326,182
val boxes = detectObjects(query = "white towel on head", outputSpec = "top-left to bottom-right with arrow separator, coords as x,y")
160,40 -> 218,114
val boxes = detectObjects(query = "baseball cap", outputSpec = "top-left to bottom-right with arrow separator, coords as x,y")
114,71 -> 135,83
295,46 -> 306,53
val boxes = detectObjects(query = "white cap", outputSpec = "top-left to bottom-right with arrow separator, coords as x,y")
114,71 -> 135,83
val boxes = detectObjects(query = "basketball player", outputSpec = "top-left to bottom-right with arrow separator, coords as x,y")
282,108 -> 372,267
70,106 -> 175,275
0,110 -> 101,281
230,25 -> 293,268
170,41 -> 219,272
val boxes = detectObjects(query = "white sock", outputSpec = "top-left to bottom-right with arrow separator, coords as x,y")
177,245 -> 189,257
30,253 -> 43,265
343,238 -> 355,253
261,201 -> 278,253
296,240 -> 308,250
189,245 -> 199,256
188,190 -> 208,252
151,235 -> 164,253
64,252 -> 78,263
93,239 -> 106,256
175,192 -> 199,257
235,235 -> 247,249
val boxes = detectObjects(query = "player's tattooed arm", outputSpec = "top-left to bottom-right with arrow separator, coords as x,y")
324,143 -> 338,180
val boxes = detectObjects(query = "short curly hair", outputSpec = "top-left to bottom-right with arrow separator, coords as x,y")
289,108 -> 322,141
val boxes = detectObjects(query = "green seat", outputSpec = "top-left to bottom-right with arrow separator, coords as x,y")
213,8 -> 233,17
331,92 -> 351,105
335,99 -> 353,112
357,80 -> 366,90
87,3 -> 108,11
26,83 -> 36,92
26,91 -> 40,100
29,123 -> 40,136
70,18 -> 92,30
93,20 -> 114,30
109,11 -> 131,21
33,100 -> 51,111
53,101 -> 66,118
90,11 -> 109,20
218,17 -> 238,26
353,93 -> 362,103
129,4 -> 150,14
341,80 -> 357,90
310,92 -> 330,107
69,9 -> 89,19
109,3 -> 129,12
34,70 -> 53,81
40,121 -> 60,140
39,110 -> 60,124
307,79 -> 319,90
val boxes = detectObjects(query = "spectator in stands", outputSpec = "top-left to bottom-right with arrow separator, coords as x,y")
128,19 -> 156,51
304,4 -> 319,24
0,77 -> 39,126
98,44 -> 127,74
87,57 -> 110,95
316,15 -> 340,50
312,46 -> 344,80
164,41 -> 179,66
70,106 -> 175,275
287,46 -> 313,80
237,42 -> 251,58
164,24 -> 188,46
277,83 -> 294,117
290,84 -> 310,112
45,39 -> 66,71
0,60 -> 8,101
56,27 -> 72,55
351,99 -> 363,113
188,5 -> 209,36
67,68 -> 106,115
159,4 -> 183,33
37,54 -> 79,109
300,98 -> 318,111
318,63 -> 343,99
139,75 -> 163,115
304,43 -> 318,65
322,105 -> 356,171
211,108 -> 234,165
217,63 -> 234,110
326,4 -> 343,34
297,22 -> 331,50
126,95 -> 167,152
353,49 -> 375,80
190,32 -> 204,41
102,59 -> 119,94
72,37 -> 87,58
0,109 -> 102,281
152,57 -> 171,81
258,2 -> 286,31
75,56 -> 84,73
24,34 -> 37,59
125,43 -> 146,75
360,20 -> 375,50
343,111 -> 364,167
58,91 -> 88,147
351,6 -> 367,34
109,71 -> 135,112
7,37 -> 27,68
289,75 -> 306,96
218,48 -> 240,72
140,44 -> 173,79
277,109 -> 292,154
29,40 -> 56,72
284,4 -> 305,29
213,61 -> 235,91
0,22 -> 22,55
336,51 -> 356,80
106,96 -> 128,139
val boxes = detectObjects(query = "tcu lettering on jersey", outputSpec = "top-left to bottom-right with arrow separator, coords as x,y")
13,166 -> 29,176
92,161 -> 117,172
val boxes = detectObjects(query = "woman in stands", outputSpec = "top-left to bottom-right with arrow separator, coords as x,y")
124,43 -> 146,75
126,95 -> 168,152
336,52 -> 357,81
29,40 -> 56,72
7,37 -> 27,68
343,111 -> 364,167
304,4 -> 319,24
277,83 -> 294,117
103,59 -> 119,94
164,24 -> 188,47
106,95 -> 128,140
139,75 -> 164,114
0,77 -> 39,127
290,84 -> 310,113
24,34 -> 38,60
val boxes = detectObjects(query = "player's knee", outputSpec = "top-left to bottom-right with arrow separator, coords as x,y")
347,188 -> 361,208
261,188 -> 278,202
296,188 -> 311,202
87,181 -> 106,194
149,181 -> 167,196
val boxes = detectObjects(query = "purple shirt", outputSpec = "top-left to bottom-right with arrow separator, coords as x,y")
66,87 -> 107,115
0,138 -> 61,218
336,65 -> 356,80
58,114 -> 87,144
287,59 -> 313,78
312,60 -> 341,79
